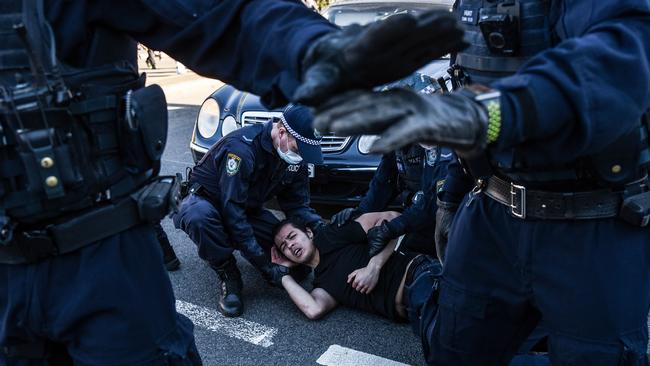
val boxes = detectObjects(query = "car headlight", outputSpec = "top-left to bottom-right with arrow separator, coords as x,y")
358,135 -> 380,154
221,115 -> 238,137
197,98 -> 220,138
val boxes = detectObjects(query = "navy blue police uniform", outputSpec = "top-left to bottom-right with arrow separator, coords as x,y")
0,0 -> 335,364
342,73 -> 452,256
174,121 -> 321,269
420,0 -> 650,365
358,144 -> 452,255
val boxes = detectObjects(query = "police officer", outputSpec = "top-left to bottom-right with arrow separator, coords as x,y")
330,73 -> 452,257
311,0 -> 650,364
0,0 -> 466,364
174,104 -> 322,317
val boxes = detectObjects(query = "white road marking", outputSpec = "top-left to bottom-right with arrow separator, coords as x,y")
167,106 -> 183,111
175,300 -> 277,348
316,345 -> 411,366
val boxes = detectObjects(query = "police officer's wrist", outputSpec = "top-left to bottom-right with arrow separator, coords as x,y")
383,219 -> 403,238
459,85 -> 502,146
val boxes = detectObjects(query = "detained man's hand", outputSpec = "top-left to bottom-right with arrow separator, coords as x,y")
294,10 -> 467,105
347,265 -> 380,295
271,246 -> 297,268
314,88 -> 490,157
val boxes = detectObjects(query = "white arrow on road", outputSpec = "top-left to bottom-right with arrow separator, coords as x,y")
317,345 -> 411,366
175,300 -> 277,348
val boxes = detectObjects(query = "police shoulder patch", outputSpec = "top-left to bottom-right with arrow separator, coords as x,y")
226,153 -> 242,176
426,149 -> 437,166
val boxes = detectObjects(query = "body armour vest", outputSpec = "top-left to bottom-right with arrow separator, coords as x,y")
454,0 -> 553,85
454,0 -> 649,185
0,0 -> 166,228
396,144 -> 425,193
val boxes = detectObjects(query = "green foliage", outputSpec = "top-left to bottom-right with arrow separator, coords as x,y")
316,0 -> 331,10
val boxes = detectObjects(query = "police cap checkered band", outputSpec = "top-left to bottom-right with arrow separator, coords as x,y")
279,114 -> 321,146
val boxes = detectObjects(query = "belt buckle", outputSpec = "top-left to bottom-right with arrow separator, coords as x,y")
510,182 -> 526,219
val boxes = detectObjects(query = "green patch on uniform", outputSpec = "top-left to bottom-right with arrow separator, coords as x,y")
226,153 -> 242,176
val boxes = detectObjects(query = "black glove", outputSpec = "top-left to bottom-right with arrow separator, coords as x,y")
314,87 -> 492,157
260,263 -> 291,287
309,219 -> 327,234
434,199 -> 459,264
330,207 -> 358,227
294,10 -> 467,105
367,220 -> 397,257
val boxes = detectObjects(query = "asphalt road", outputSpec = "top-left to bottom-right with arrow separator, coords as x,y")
152,65 -> 650,365
156,74 -> 426,366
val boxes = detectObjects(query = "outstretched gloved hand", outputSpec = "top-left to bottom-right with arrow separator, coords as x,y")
313,88 -> 491,157
294,10 -> 467,105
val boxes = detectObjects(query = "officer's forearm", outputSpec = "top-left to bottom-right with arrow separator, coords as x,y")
490,8 -> 650,163
125,0 -> 335,108
368,238 -> 397,270
439,159 -> 473,204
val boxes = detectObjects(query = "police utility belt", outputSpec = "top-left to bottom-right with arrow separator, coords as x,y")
482,175 -> 650,226
0,176 -> 182,265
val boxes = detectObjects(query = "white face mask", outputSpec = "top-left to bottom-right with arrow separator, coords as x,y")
277,133 -> 303,165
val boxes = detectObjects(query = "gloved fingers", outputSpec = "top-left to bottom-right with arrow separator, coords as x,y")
315,92 -> 409,135
293,63 -> 342,105
369,117 -> 426,153
399,35 -> 468,68
345,13 -> 417,55
416,8 -> 461,30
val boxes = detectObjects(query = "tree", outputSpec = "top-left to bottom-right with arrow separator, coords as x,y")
316,0 -> 331,10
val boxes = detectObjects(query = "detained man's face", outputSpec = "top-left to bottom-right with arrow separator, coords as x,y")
273,223 -> 315,264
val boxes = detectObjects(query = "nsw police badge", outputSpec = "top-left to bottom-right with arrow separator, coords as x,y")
226,153 -> 242,176
425,149 -> 437,166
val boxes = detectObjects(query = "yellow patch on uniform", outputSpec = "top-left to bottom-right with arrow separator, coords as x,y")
226,153 -> 242,176
436,179 -> 446,193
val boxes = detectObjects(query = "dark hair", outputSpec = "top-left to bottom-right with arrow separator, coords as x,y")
271,217 -> 309,245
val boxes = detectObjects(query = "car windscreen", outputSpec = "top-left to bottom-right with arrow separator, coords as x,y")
323,2 -> 451,27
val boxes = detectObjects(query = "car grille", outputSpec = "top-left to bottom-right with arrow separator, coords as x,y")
242,111 -> 283,126
241,111 -> 351,153
320,134 -> 351,152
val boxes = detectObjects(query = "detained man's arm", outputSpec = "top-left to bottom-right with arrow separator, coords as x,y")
281,276 -> 337,320
347,235 -> 399,294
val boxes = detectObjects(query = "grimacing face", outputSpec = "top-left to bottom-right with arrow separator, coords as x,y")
273,223 -> 315,264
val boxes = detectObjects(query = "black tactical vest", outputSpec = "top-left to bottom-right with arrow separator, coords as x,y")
454,0 -> 553,85
0,0 -> 167,228
453,0 -> 649,185
396,145 -> 425,193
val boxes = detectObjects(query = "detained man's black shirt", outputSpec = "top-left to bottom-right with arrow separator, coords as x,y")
312,222 -> 417,320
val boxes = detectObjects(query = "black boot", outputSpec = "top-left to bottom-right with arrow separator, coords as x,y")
154,223 -> 180,271
213,257 -> 243,317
